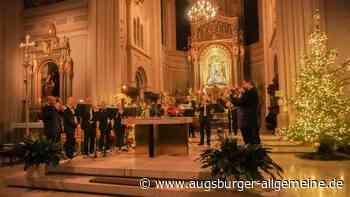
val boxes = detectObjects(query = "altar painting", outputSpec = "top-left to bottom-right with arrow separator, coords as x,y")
200,45 -> 232,87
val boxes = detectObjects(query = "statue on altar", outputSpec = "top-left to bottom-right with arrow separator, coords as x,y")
43,74 -> 55,97
187,7 -> 245,90
19,23 -> 73,112
207,55 -> 227,85
200,45 -> 231,87
41,62 -> 60,98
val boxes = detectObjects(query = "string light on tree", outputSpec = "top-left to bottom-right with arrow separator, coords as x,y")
281,10 -> 350,147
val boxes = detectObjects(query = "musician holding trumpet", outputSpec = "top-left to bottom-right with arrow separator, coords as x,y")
62,97 -> 79,159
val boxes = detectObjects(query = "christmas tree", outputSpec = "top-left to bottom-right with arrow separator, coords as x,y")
282,10 -> 350,148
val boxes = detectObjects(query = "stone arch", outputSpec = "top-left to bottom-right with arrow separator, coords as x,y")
34,59 -> 61,103
135,67 -> 147,90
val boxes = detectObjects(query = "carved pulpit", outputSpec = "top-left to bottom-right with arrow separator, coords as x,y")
188,9 -> 244,91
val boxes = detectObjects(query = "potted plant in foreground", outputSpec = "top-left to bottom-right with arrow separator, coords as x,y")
199,138 -> 283,192
22,136 -> 63,178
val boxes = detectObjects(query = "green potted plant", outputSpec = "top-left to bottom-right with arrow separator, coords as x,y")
22,136 -> 63,178
199,138 -> 283,190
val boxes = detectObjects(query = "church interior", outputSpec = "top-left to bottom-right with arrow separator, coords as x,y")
0,0 -> 350,197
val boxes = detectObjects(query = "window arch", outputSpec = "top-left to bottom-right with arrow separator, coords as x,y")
133,17 -> 145,49
135,67 -> 147,89
133,18 -> 137,45
140,24 -> 144,48
136,17 -> 140,46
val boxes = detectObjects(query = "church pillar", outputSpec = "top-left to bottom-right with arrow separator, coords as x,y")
125,0 -> 133,85
0,0 -> 23,142
88,0 -> 125,104
87,0 -> 97,101
232,47 -> 239,86
193,54 -> 200,91
119,0 -> 128,83
164,0 -> 177,50
150,0 -> 163,91
273,0 -> 326,128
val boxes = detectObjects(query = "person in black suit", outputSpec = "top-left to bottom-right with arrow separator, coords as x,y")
42,96 -> 61,142
63,97 -> 78,159
56,97 -> 65,143
98,101 -> 111,154
227,89 -> 239,136
113,103 -> 126,151
231,80 -> 261,144
80,97 -> 97,156
189,100 -> 197,138
198,96 -> 213,146
183,96 -> 196,138
231,107 -> 239,136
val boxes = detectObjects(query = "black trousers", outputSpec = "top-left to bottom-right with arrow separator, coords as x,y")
83,125 -> 96,155
116,126 -> 125,148
200,117 -> 211,145
44,129 -> 60,143
64,131 -> 75,158
189,124 -> 195,138
99,130 -> 111,151
228,111 -> 238,135
240,127 -> 261,145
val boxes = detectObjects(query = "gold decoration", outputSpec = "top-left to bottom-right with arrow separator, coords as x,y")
188,12 -> 242,89
200,44 -> 231,87
113,93 -> 132,104
20,23 -> 73,105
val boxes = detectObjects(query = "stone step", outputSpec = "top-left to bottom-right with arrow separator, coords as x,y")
5,174 -> 272,197
189,136 -> 313,154
90,176 -> 141,187
267,146 -> 315,154
190,134 -> 295,144
48,165 -> 210,180
6,174 -> 152,197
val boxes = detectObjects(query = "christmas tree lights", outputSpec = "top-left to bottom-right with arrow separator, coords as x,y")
281,10 -> 350,147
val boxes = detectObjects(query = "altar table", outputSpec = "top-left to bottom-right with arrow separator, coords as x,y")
122,117 -> 193,157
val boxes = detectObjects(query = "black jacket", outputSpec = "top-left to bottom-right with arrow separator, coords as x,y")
63,106 -> 77,133
79,105 -> 97,130
98,109 -> 110,132
231,87 -> 259,129
113,111 -> 125,130
42,105 -> 61,137
198,103 -> 213,121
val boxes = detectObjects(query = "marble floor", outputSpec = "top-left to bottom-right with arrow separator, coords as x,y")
1,134 -> 349,197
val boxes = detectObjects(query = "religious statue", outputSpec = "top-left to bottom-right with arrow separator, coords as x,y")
206,55 -> 227,85
41,62 -> 60,98
43,73 -> 55,97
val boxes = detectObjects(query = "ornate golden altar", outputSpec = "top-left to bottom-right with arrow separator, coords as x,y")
188,15 -> 245,90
